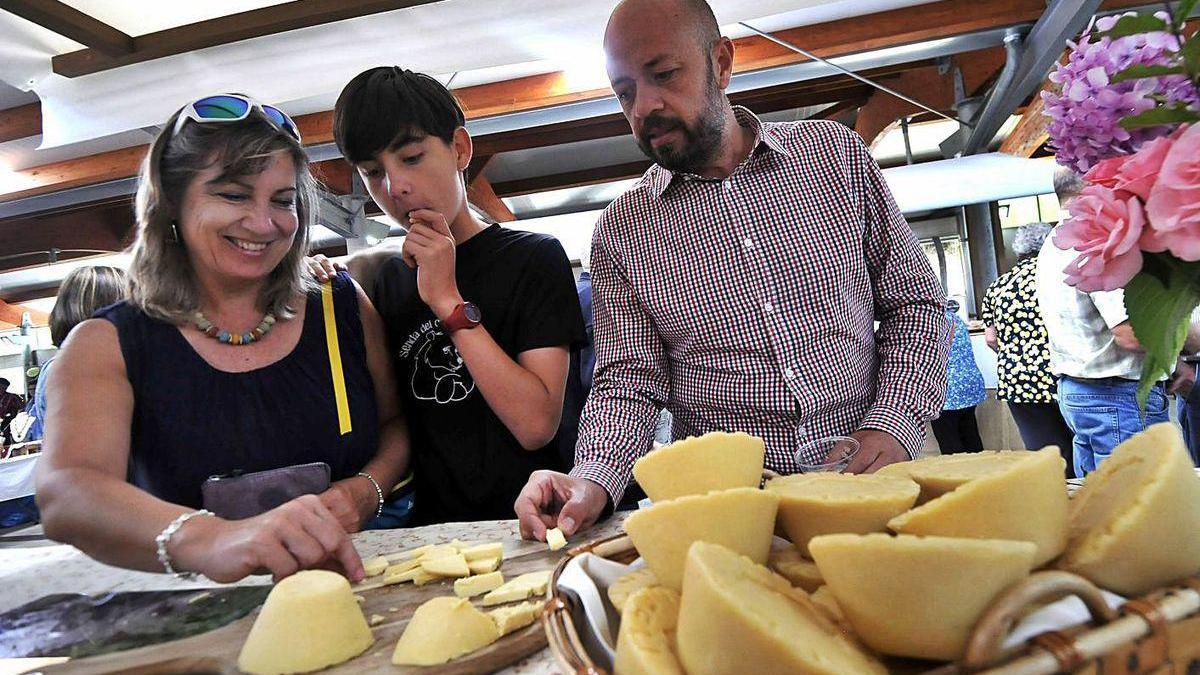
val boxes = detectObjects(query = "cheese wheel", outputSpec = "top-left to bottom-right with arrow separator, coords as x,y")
1060,423 -> 1200,595
809,533 -> 1036,661
614,586 -> 686,675
624,487 -> 779,590
633,432 -> 765,502
877,451 -> 1029,503
767,545 -> 824,592
609,567 -> 661,614
766,473 -> 919,557
238,570 -> 374,674
391,597 -> 500,665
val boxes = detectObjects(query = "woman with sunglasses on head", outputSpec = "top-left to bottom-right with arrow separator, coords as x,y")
35,95 -> 411,583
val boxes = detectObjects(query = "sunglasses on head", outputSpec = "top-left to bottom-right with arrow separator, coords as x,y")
171,94 -> 301,143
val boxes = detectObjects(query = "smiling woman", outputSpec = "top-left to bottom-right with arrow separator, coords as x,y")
33,94 -> 413,585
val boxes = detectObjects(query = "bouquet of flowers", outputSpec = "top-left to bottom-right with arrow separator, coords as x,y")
1044,3 -> 1200,408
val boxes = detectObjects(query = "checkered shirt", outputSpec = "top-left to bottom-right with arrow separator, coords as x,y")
571,107 -> 951,505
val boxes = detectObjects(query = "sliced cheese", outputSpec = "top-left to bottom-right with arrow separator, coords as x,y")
614,586 -> 686,675
488,601 -> 543,636
809,533 -> 1036,661
766,546 -> 824,592
420,553 -> 470,578
766,473 -> 919,557
468,556 -> 502,575
238,570 -> 374,675
461,542 -> 504,562
454,571 -> 505,598
624,487 -> 779,590
546,527 -> 567,551
676,541 -> 886,675
1060,423 -> 1200,595
361,556 -> 389,577
481,570 -> 552,606
392,597 -> 500,666
608,568 -> 661,615
632,432 -> 766,502
887,447 -> 1068,566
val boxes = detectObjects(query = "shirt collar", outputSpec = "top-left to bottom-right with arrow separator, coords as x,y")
645,105 -> 792,200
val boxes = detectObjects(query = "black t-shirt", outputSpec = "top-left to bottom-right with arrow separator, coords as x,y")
374,224 -> 587,524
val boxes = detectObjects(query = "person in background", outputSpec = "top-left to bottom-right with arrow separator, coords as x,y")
24,266 -> 127,443
981,223 -> 1074,474
1038,167 -> 1170,476
36,94 -> 411,583
0,377 -> 24,446
1171,314 -> 1200,464
515,0 -> 950,541
931,300 -> 985,454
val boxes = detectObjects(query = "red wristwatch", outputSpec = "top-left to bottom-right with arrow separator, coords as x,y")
442,302 -> 482,332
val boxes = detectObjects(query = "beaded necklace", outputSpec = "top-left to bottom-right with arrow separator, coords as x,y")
192,311 -> 276,346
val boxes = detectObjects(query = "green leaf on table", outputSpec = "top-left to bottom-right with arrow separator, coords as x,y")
1094,14 -> 1169,39
1125,257 -> 1200,411
1174,0 -> 1198,30
1112,64 -> 1186,83
1120,104 -> 1200,128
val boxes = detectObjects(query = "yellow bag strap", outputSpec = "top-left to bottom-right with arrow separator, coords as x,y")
321,281 -> 352,436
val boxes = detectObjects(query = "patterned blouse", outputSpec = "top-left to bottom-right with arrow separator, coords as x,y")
981,256 -> 1057,404
944,310 -> 986,410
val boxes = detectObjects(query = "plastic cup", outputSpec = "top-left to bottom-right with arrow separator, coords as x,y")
795,436 -> 861,473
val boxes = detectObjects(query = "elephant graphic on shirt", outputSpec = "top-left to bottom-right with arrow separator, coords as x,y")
410,332 -> 475,404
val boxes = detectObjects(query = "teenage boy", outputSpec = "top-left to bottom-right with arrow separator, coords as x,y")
320,67 -> 586,524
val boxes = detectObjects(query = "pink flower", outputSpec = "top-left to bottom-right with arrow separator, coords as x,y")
1054,185 -> 1146,291
1144,124 -> 1200,261
1083,156 -> 1127,190
1084,134 -> 1174,201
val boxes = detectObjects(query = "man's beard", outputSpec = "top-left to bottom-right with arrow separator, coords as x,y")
636,85 -> 727,174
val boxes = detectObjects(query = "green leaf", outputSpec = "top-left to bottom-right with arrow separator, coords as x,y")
1125,257 -> 1200,411
1094,14 -> 1169,39
1183,32 -> 1200,76
1174,0 -> 1198,30
1120,104 -> 1200,128
1111,64 -> 1186,83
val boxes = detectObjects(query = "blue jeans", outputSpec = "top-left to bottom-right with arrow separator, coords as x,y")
1058,377 -> 1170,477
1180,385 -> 1200,467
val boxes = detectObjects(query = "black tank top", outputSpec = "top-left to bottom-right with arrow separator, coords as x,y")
97,272 -> 379,508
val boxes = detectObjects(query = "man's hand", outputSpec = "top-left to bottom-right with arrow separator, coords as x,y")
1170,358 -> 1196,399
835,429 -> 909,473
514,471 -> 608,541
401,209 -> 462,320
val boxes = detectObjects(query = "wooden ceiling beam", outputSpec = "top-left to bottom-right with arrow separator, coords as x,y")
0,299 -> 48,326
0,0 -> 133,56
998,93 -> 1050,157
466,176 -> 515,223
50,0 -> 445,78
493,160 -> 654,198
0,102 -> 41,144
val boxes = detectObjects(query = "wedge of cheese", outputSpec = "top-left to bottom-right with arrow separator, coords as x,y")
608,568 -> 661,614
1060,423 -> 1200,595
676,541 -> 887,675
766,545 -> 824,592
392,597 -> 500,666
624,487 -> 779,590
488,601 -> 543,636
547,527 -> 567,551
877,451 -> 1029,503
461,542 -> 504,561
767,473 -> 919,557
361,556 -> 389,577
809,533 -> 1036,661
468,556 -> 501,575
238,570 -> 374,674
420,553 -> 470,578
481,570 -> 552,606
454,571 -> 504,598
887,447 -> 1068,566
632,432 -> 765,502
614,586 -> 686,675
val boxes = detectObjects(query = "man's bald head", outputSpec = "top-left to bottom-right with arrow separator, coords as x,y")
606,0 -> 720,56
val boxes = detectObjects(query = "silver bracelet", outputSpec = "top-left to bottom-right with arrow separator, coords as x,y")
356,471 -> 385,519
155,509 -> 212,579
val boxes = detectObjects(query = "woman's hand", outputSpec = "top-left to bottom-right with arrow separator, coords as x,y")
173,494 -> 364,583
318,477 -> 379,533
305,254 -> 346,283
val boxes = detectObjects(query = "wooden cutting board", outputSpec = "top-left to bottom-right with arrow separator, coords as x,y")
40,541 -> 566,674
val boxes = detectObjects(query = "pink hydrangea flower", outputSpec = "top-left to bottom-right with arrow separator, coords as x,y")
1055,185 -> 1146,291
1144,124 -> 1200,260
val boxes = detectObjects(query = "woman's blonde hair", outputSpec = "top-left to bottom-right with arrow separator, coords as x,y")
128,102 -> 318,324
50,265 -> 127,346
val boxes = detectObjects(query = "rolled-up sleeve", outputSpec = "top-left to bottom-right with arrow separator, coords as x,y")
845,132 -> 951,456
571,218 -> 669,505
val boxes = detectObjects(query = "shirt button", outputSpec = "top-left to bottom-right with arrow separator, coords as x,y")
797,425 -> 807,436
743,237 -> 754,249
763,302 -> 774,314
783,367 -> 795,380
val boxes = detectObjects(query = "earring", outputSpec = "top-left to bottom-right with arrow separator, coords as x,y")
168,221 -> 180,244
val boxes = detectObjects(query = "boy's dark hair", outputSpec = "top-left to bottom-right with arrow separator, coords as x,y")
333,67 -> 466,164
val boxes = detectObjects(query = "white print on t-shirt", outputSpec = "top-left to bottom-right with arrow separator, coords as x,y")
398,321 -> 475,404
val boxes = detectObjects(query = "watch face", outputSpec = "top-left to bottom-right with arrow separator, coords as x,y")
463,303 -> 482,323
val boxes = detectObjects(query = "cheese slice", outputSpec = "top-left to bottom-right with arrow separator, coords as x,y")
546,527 -> 567,551
887,447 -> 1068,566
766,546 -> 824,592
766,473 -> 919,557
481,570 -> 552,606
488,601 -> 543,636
361,556 -> 389,577
392,597 -> 500,666
624,487 -> 779,590
383,558 -> 422,576
632,432 -> 766,502
608,568 -> 660,614
468,556 -> 501,575
461,542 -> 504,562
238,570 -> 374,675
454,571 -> 505,598
615,586 -> 686,675
1060,423 -> 1200,595
809,533 -> 1036,661
420,553 -> 470,578
676,541 -> 887,675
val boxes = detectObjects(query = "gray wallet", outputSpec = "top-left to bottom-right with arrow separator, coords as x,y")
201,462 -> 331,520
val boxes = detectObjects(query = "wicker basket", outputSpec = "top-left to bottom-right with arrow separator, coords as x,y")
541,532 -> 1200,675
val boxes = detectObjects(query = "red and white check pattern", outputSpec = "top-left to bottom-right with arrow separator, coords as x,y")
571,108 -> 951,505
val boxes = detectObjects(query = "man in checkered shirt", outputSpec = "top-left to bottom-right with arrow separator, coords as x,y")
516,0 -> 950,541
